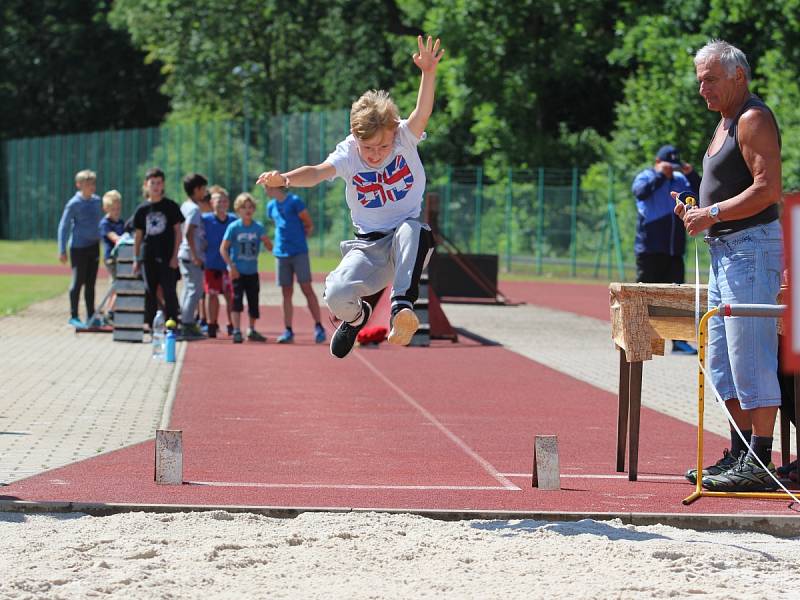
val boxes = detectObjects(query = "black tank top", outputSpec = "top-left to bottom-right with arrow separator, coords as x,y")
699,95 -> 780,236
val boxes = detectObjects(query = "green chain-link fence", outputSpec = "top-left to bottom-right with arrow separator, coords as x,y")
0,112 -> 630,279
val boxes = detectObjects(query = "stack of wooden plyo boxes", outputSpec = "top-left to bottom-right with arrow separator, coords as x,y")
112,243 -> 147,342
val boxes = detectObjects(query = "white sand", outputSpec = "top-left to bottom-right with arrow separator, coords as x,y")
1,511 -> 798,599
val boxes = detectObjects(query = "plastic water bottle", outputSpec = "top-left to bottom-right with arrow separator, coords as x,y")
152,310 -> 166,360
165,327 -> 176,363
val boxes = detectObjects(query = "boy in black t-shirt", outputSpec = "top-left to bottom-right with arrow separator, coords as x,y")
132,167 -> 185,327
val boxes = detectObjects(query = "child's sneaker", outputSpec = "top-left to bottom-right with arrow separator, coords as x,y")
277,329 -> 294,344
387,308 -> 419,346
208,323 -> 218,338
232,330 -> 243,344
247,330 -> 267,342
87,316 -> 104,328
330,302 -> 372,359
227,324 -> 234,336
68,317 -> 85,329
314,324 -> 326,344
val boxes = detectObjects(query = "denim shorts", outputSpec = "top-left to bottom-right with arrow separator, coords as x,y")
705,220 -> 783,410
276,253 -> 312,287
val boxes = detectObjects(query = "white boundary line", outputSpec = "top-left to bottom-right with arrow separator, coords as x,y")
355,352 -> 520,491
186,481 -> 511,491
159,340 -> 187,430
500,472 -> 687,482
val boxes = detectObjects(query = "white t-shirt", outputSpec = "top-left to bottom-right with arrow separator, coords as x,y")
325,119 -> 426,234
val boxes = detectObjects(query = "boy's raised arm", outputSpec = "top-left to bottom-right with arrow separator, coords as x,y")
256,163 -> 336,190
407,36 -> 444,140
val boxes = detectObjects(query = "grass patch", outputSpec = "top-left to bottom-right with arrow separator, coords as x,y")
0,240 -> 59,265
0,274 -> 70,315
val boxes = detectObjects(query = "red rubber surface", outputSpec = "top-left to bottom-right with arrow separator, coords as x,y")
2,303 -> 795,516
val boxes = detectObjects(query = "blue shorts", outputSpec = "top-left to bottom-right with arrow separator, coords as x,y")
276,253 -> 312,287
706,220 -> 783,410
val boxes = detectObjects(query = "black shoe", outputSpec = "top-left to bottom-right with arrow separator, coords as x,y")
685,448 -> 737,484
330,302 -> 372,359
777,459 -> 798,478
232,330 -> 243,344
208,323 -> 218,338
227,324 -> 234,336
701,451 -> 779,492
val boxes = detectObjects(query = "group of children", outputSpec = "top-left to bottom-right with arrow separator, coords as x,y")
58,167 -> 328,345
60,35 -> 445,358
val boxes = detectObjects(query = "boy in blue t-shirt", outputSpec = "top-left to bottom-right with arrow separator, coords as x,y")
98,189 -> 125,321
202,186 -> 236,338
221,193 -> 273,343
265,186 -> 325,344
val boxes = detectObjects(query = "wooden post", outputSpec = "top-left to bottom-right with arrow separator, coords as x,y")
532,435 -> 560,490
155,430 -> 183,485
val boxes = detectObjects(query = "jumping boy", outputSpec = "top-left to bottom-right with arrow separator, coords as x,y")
58,169 -> 103,328
264,185 -> 326,344
202,186 -> 236,338
132,167 -> 184,328
220,193 -> 273,343
257,36 -> 443,358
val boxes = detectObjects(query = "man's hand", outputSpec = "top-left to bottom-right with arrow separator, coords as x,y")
192,257 -> 203,267
132,259 -> 140,276
228,265 -> 240,280
673,191 -> 713,236
413,35 -> 444,74
59,253 -> 67,264
681,162 -> 694,175
256,171 -> 287,188
169,256 -> 178,269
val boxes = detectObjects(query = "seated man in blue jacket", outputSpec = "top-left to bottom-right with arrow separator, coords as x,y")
632,144 -> 701,354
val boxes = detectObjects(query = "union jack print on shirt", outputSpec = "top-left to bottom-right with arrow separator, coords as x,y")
352,154 -> 415,209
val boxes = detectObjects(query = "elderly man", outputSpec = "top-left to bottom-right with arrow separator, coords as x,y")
676,40 -> 783,492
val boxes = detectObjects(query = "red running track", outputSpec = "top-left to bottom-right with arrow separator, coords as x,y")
2,306 -> 795,516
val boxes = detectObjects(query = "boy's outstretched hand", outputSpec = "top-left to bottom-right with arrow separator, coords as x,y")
413,36 -> 444,73
256,170 -> 287,188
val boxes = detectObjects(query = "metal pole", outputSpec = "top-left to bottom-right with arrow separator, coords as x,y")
318,111 -> 326,257
475,166 -> 483,253
536,167 -> 545,275
243,118 -> 251,194
570,167 -> 578,277
505,168 -> 513,272
443,165 -> 452,239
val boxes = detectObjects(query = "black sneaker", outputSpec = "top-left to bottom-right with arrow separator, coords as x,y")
232,330 -> 243,344
685,448 -> 737,484
701,451 -> 779,492
227,324 -> 234,336
330,302 -> 372,359
247,330 -> 266,342
208,323 -> 218,338
777,459 -> 798,479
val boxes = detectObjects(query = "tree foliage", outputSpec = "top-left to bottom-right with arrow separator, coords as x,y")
0,0 -> 168,139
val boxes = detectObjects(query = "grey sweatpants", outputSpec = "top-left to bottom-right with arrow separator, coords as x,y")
324,219 -> 434,323
179,260 -> 204,325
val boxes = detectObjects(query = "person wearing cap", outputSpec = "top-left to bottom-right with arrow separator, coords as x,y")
631,143 -> 701,354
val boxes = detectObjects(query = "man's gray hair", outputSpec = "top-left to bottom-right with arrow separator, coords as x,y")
694,39 -> 751,83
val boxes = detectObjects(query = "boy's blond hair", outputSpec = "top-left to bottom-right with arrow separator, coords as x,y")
350,90 -> 400,140
208,184 -> 229,199
75,169 -> 97,184
234,192 -> 256,212
102,189 -> 122,211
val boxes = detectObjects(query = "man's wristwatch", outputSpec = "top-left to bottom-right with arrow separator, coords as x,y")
709,204 -> 721,222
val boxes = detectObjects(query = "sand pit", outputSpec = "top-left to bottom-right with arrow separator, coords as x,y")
1,511 -> 798,599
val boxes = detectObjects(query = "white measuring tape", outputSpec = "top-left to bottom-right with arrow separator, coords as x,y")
691,237 -> 800,506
